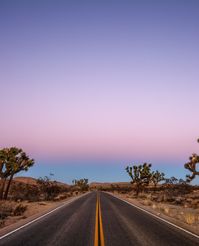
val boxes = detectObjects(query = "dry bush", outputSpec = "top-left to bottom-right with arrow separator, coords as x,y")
138,194 -> 147,199
0,201 -> 27,227
37,177 -> 64,201
152,204 -> 157,209
53,193 -> 71,201
0,202 -> 13,220
163,206 -> 170,214
10,182 -> 40,201
158,205 -> 170,215
0,219 -> 4,227
140,199 -> 152,206
95,184 -> 132,194
184,213 -> 196,225
13,204 -> 27,216
146,194 -> 152,200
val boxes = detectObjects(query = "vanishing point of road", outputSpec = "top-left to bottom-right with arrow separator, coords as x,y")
0,192 -> 198,246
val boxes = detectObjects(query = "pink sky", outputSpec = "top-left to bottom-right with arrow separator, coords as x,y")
0,1 -> 199,183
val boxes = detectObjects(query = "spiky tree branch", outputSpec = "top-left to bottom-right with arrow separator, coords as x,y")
184,153 -> 199,182
151,170 -> 165,187
72,178 -> 89,191
0,147 -> 34,200
184,138 -> 199,182
126,163 -> 152,196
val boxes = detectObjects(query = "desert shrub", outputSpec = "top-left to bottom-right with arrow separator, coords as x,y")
10,182 -> 25,200
0,202 -> 13,220
163,206 -> 170,214
0,219 -> 5,227
0,201 -> 27,223
13,204 -> 27,216
158,205 -> 170,215
184,213 -> 196,225
53,193 -> 70,201
23,184 -> 40,201
9,182 -> 40,201
72,179 -> 89,192
150,184 -> 193,204
141,199 -> 152,206
175,184 -> 193,195
37,177 -> 62,200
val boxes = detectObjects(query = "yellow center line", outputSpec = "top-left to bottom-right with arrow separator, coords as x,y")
94,195 -> 99,246
94,193 -> 105,246
98,196 -> 105,246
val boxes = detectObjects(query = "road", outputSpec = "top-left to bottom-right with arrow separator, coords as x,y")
0,192 -> 198,246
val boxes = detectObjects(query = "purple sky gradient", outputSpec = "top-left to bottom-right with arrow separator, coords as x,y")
0,1 -> 199,183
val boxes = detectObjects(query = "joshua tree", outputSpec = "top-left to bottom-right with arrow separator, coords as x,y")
0,148 -> 9,199
151,170 -> 165,187
164,176 -> 178,185
171,176 -> 178,184
184,153 -> 199,182
178,178 -> 187,184
125,163 -> 152,196
72,178 -> 89,191
184,138 -> 199,182
0,147 -> 34,200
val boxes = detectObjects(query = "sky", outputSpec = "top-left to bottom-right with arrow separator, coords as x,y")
0,0 -> 199,184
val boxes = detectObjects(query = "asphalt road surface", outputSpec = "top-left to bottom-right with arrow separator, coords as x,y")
0,192 -> 198,246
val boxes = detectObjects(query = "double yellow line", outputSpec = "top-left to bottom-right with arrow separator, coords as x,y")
94,193 -> 105,246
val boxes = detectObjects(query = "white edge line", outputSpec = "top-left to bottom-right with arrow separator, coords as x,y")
107,192 -> 199,240
0,193 -> 89,240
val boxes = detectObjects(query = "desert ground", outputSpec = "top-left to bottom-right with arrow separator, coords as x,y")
0,177 -> 198,237
0,177 -> 84,229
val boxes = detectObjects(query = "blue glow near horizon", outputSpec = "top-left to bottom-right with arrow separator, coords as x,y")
17,160 -> 199,185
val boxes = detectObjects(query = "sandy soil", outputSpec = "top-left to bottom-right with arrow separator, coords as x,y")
2,200 -> 62,228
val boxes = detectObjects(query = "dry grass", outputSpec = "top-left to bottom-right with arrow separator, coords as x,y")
0,201 -> 27,227
152,204 -> 157,210
163,206 -> 170,215
183,213 -> 196,225
141,199 -> 152,206
156,204 -> 170,215
13,204 -> 27,216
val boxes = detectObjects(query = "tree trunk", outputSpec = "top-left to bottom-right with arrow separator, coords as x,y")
136,184 -> 140,197
4,173 -> 14,200
0,178 -> 6,200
